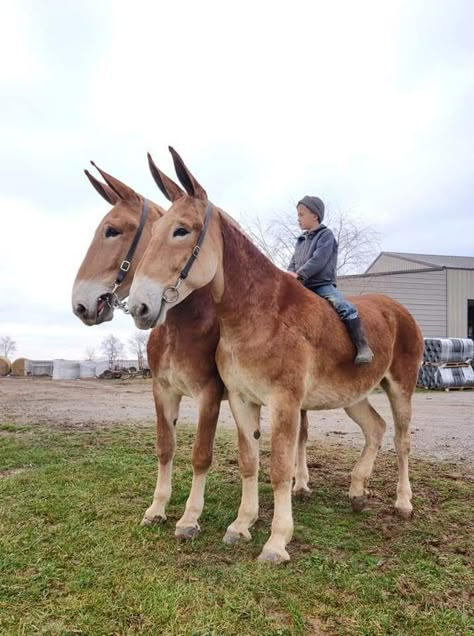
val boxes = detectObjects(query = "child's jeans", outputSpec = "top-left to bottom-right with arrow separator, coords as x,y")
310,284 -> 358,322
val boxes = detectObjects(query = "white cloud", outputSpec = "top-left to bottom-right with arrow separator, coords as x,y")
0,195 -> 142,360
1,0 -> 473,361
0,0 -> 42,83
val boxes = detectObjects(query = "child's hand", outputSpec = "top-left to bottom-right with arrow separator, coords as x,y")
287,272 -> 299,279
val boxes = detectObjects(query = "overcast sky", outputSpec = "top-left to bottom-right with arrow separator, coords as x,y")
1,0 -> 473,361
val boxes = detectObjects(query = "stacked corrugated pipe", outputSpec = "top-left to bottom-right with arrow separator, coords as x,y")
418,338 -> 474,390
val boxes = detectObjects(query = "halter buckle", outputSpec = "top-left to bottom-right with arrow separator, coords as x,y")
120,259 -> 131,272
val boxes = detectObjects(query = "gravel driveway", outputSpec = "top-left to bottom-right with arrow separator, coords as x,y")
1,377 -> 472,463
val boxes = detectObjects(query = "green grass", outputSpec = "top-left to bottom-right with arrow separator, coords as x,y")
0,422 -> 472,635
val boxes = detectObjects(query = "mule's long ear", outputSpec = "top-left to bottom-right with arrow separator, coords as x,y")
84,169 -> 119,205
168,146 -> 207,200
147,153 -> 185,203
90,161 -> 139,202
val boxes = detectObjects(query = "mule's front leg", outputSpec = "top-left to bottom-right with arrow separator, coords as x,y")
223,395 -> 261,545
293,410 -> 311,496
175,382 -> 223,539
258,398 -> 300,564
141,386 -> 181,526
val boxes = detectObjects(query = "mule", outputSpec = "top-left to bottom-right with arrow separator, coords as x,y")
128,148 -> 424,563
72,165 -> 227,537
73,165 -> 312,534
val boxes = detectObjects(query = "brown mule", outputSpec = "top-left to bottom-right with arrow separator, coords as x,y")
128,148 -> 424,563
72,165 -> 225,538
72,165 -> 314,537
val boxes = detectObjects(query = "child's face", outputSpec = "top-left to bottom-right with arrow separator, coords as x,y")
297,204 -> 320,231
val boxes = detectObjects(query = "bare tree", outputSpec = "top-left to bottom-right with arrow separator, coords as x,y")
241,207 -> 381,275
127,332 -> 149,369
101,334 -> 124,368
85,346 -> 96,361
0,336 -> 17,359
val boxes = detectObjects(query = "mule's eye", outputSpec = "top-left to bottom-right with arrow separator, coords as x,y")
105,226 -> 121,238
173,227 -> 190,238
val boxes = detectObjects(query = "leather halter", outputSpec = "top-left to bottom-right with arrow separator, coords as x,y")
108,198 -> 150,311
162,201 -> 213,304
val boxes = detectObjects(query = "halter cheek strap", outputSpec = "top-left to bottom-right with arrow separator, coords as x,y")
162,201 -> 213,304
111,198 -> 150,296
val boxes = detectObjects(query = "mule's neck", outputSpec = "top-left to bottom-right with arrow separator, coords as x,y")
210,212 -> 292,324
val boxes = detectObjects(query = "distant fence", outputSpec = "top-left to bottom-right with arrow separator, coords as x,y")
4,358 -> 148,380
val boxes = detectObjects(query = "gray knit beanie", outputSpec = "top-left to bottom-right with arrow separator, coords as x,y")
297,196 -> 325,222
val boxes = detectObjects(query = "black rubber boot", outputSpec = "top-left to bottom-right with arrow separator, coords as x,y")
344,316 -> 374,365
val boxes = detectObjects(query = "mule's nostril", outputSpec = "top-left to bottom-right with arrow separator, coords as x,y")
75,303 -> 87,316
137,303 -> 149,318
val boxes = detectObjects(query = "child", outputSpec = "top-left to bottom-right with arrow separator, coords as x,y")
288,196 -> 373,364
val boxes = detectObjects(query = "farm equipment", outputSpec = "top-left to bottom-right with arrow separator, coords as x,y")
99,367 -> 151,380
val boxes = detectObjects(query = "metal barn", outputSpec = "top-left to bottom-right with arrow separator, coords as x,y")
337,252 -> 474,339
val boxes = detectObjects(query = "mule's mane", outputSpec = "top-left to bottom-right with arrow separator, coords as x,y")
213,208 -> 317,323
216,207 -> 242,231
217,208 -> 290,281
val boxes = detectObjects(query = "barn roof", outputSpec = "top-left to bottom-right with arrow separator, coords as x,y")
366,252 -> 474,273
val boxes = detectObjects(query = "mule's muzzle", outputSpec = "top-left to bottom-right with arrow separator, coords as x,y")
73,295 -> 114,326
74,303 -> 87,318
129,301 -> 158,330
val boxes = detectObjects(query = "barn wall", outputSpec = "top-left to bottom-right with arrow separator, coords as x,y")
447,269 -> 474,337
338,269 -> 447,337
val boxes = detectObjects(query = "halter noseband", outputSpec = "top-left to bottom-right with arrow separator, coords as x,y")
108,198 -> 150,313
161,201 -> 213,305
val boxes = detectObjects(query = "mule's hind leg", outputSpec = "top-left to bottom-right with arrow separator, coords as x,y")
141,384 -> 181,526
381,377 -> 413,519
223,394 -> 261,545
293,410 -> 311,496
344,398 -> 386,512
175,381 -> 223,539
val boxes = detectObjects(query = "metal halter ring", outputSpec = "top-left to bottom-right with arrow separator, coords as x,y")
162,279 -> 182,304
106,291 -> 130,314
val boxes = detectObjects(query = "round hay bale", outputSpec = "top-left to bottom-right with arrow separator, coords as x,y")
0,356 -> 11,376
12,358 -> 27,376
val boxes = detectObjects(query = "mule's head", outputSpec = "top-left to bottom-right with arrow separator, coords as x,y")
129,148 -> 221,330
72,164 -> 165,325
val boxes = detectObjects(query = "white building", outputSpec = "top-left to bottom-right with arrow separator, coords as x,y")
338,252 -> 474,338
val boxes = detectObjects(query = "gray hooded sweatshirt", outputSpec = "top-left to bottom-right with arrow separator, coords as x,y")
287,225 -> 338,289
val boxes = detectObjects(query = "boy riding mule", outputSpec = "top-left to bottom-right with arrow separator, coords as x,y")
288,195 -> 374,364
128,148 -> 424,564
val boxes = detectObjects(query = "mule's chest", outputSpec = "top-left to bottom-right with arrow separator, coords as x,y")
216,338 -> 273,403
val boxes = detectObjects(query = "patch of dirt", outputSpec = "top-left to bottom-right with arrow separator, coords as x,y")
1,377 -> 473,463
0,467 -> 30,478
306,616 -> 329,635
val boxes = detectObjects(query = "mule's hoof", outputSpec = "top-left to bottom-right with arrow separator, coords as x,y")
140,514 -> 166,527
351,495 -> 369,513
257,549 -> 290,564
395,506 -> 413,520
293,487 -> 312,499
175,526 -> 200,540
223,529 -> 251,545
